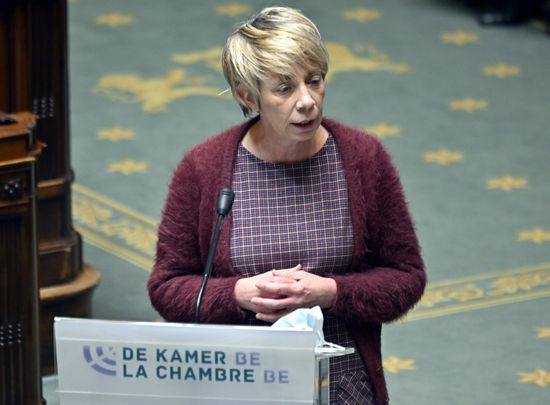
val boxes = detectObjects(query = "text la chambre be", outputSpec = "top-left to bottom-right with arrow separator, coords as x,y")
122,347 -> 290,384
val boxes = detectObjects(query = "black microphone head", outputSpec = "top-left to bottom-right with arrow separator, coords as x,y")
217,188 -> 234,216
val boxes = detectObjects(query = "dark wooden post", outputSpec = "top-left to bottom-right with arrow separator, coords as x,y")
0,111 -> 45,405
0,0 -> 100,376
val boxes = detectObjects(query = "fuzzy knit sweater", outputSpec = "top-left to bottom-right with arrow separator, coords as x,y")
148,117 -> 426,405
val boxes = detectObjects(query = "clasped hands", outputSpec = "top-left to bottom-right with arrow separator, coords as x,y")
234,264 -> 337,323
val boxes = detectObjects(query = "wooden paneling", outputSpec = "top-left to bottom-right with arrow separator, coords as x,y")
0,112 -> 44,405
0,0 -> 100,377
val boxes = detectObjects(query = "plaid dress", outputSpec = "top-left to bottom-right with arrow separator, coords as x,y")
230,134 -> 375,404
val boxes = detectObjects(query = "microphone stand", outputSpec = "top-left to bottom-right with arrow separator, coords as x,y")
194,188 -> 234,323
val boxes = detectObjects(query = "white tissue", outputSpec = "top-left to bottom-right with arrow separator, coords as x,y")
271,306 -> 347,355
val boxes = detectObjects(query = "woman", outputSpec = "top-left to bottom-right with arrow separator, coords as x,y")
148,7 -> 426,405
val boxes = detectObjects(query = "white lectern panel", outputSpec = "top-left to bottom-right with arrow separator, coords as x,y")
55,318 -> 317,404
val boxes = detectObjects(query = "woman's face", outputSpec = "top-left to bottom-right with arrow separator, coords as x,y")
253,65 -> 325,145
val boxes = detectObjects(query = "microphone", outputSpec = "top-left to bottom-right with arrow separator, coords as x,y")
217,188 -> 234,216
194,188 -> 234,323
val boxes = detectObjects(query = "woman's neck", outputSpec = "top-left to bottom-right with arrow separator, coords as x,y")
242,122 -> 328,163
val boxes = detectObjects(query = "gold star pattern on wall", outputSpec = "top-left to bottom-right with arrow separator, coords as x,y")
441,30 -> 479,46
96,13 -> 134,27
101,220 -> 157,255
171,47 -> 223,72
383,357 -> 416,374
95,69 -> 224,112
325,42 -> 411,80
487,176 -> 527,191
489,273 -> 548,295
171,42 -> 412,81
483,63 -> 520,78
536,327 -> 550,339
342,7 -> 381,22
412,265 -> 550,319
418,289 -> 449,308
72,199 -> 112,228
72,187 -> 158,270
215,3 -> 252,16
517,229 -> 550,244
449,97 -> 488,112
366,123 -> 401,139
518,369 -> 550,387
97,42 -> 411,112
108,159 -> 148,175
97,127 -> 136,142
424,149 -> 463,165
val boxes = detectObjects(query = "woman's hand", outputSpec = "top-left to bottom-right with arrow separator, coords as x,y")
234,265 -> 300,317
234,264 -> 337,323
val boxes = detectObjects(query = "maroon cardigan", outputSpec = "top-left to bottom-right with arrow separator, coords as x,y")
148,117 -> 426,405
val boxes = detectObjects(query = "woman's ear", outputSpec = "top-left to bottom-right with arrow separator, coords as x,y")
236,84 -> 259,113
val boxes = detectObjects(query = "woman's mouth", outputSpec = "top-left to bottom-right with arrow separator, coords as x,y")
292,119 -> 316,130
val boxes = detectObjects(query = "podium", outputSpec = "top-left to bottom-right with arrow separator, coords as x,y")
54,317 -> 351,404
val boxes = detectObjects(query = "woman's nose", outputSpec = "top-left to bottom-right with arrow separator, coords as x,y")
296,84 -> 315,110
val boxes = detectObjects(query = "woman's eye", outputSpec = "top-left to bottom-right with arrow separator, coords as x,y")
276,84 -> 291,93
308,76 -> 323,86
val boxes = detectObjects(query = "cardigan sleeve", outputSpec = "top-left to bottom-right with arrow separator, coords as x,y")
147,152 -> 247,324
329,139 -> 426,325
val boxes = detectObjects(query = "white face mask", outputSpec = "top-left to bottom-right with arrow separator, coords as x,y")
271,306 -> 346,355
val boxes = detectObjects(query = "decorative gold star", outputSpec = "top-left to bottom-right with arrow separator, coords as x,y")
536,327 -> 550,339
517,229 -> 550,244
97,127 -> 136,142
483,63 -> 520,78
450,98 -> 488,112
424,149 -> 463,165
342,7 -> 381,22
96,13 -> 134,27
487,176 -> 527,191
108,159 -> 148,175
366,123 -> 401,139
518,369 -> 550,387
383,357 -> 416,374
441,31 -> 479,46
215,3 -> 252,16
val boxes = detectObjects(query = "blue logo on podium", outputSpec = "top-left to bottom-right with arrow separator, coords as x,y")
83,345 -> 117,376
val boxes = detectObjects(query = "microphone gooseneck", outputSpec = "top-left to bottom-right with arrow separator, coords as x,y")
217,188 -> 235,216
194,188 -> 235,323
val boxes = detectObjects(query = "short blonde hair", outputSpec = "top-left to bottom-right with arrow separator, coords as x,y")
222,7 -> 329,116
